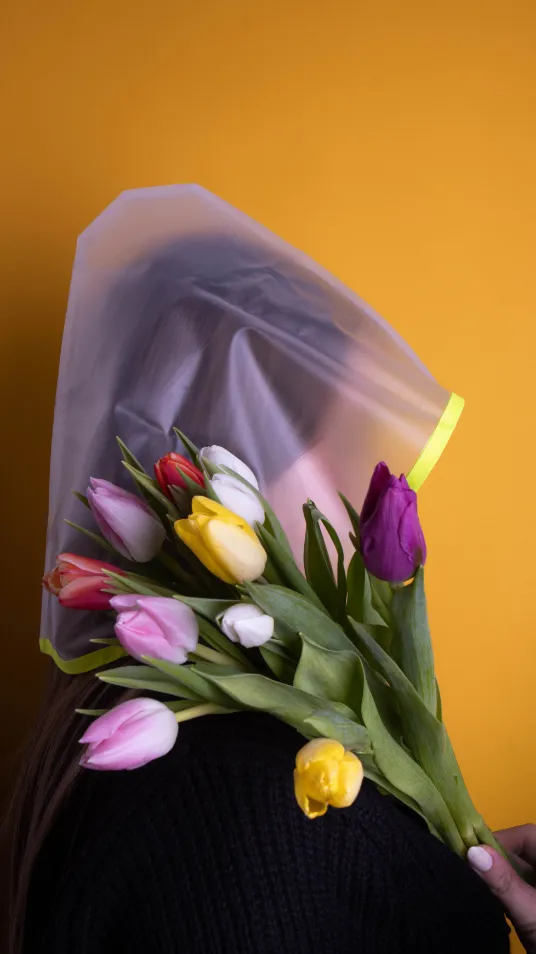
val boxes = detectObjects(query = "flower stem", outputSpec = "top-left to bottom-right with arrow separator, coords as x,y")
174,703 -> 234,723
192,644 -> 237,667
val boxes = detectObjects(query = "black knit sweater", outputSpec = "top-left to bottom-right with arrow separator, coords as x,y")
26,713 -> 510,953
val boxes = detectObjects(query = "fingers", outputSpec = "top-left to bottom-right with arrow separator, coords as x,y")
496,825 -> 536,868
468,846 -> 536,952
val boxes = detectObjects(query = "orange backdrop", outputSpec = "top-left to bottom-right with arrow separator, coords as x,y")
1,1 -> 535,949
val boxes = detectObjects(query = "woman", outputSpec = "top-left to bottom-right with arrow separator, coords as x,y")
8,187 -> 530,952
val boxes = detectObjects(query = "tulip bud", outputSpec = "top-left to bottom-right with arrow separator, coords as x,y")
80,698 -> 178,771
211,474 -> 264,527
87,478 -> 166,563
200,445 -> 259,489
154,452 -> 204,503
43,553 -> 124,611
111,594 -> 198,664
294,738 -> 364,819
218,603 -> 274,648
360,462 -> 426,583
175,497 -> 267,585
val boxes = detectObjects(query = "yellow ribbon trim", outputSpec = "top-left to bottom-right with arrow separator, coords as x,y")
39,637 -> 126,674
406,392 -> 465,492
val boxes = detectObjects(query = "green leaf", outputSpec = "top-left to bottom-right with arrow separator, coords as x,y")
116,437 -> 148,474
293,636 -> 360,712
76,708 -> 109,717
360,754 -> 439,837
64,520 -> 120,557
390,567 -> 436,714
97,665 -> 202,701
302,709 -> 371,752
218,465 -> 295,558
348,618 -> 480,840
369,575 -> 393,617
347,552 -> 386,626
71,490 -> 90,509
259,642 -> 296,683
435,678 -> 443,722
175,595 -> 238,621
200,670 -> 371,753
339,492 -> 360,540
245,583 -> 357,654
175,465 -> 214,502
103,570 -> 175,598
354,655 -> 463,851
303,502 -> 347,620
255,527 -> 325,610
144,658 -> 233,707
173,427 -> 200,464
196,615 -> 253,669
122,461 -> 179,519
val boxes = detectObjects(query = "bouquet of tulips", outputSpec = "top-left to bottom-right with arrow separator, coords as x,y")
44,431 -> 501,859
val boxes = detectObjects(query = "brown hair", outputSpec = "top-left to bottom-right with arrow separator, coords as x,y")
6,667 -> 130,954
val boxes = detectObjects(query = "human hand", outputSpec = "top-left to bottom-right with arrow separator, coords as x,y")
468,826 -> 536,953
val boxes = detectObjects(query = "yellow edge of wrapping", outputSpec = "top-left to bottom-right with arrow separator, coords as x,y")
41,392 -> 463,674
406,392 -> 465,492
39,637 -> 127,674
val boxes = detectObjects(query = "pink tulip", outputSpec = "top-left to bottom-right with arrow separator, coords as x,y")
111,595 -> 198,664
80,697 -> 178,771
87,478 -> 166,562
43,552 -> 124,611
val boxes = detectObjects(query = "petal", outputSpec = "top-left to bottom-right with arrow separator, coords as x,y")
200,446 -> 259,489
329,752 -> 364,808
204,519 -> 267,584
233,614 -> 274,648
110,594 -> 141,612
79,697 -> 163,743
295,738 -> 345,772
361,462 -> 393,524
219,603 -> 266,640
82,704 -> 178,771
294,770 -> 328,819
58,552 -> 122,577
175,516 -> 236,583
212,476 -> 265,527
58,575 -> 112,611
96,494 -> 166,562
139,597 -> 198,652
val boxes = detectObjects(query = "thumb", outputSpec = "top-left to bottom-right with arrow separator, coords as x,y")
468,846 -> 536,948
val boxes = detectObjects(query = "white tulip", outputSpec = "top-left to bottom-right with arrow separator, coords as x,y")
211,474 -> 265,527
200,445 -> 259,489
219,604 -> 274,649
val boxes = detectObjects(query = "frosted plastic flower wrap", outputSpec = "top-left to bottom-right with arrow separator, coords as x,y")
42,185 -> 527,880
40,185 -> 462,670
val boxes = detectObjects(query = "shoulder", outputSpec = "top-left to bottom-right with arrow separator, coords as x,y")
31,713 -> 509,954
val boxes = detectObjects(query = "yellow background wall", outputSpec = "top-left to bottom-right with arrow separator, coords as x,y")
1,1 -> 534,949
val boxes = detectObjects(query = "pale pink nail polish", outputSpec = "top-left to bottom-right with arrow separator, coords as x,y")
468,846 -> 494,873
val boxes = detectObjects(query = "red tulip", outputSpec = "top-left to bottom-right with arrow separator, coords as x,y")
43,553 -> 124,611
154,452 -> 204,503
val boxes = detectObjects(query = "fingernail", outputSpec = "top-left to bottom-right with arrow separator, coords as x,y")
468,846 -> 494,872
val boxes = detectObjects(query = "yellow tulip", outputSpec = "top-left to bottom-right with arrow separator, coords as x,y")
294,738 -> 364,819
175,496 -> 267,585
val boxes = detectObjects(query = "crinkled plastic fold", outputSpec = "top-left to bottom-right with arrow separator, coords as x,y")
41,185 -> 463,671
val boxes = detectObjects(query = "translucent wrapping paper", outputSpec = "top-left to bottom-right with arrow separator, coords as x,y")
41,185 -> 462,669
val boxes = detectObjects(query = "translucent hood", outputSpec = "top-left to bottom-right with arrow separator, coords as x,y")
41,185 -> 463,671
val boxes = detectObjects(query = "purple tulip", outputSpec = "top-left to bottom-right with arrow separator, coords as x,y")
79,698 -> 178,771
111,595 -> 198,664
87,478 -> 166,562
360,462 -> 426,583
